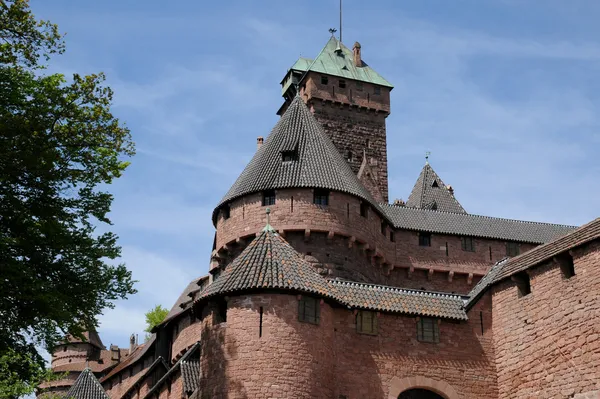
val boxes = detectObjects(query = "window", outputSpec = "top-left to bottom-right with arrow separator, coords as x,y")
298,296 -> 320,324
262,190 -> 276,206
214,298 -> 227,324
374,86 -> 381,95
556,253 -> 575,279
506,242 -> 520,257
222,204 -> 230,220
360,202 -> 369,217
173,322 -> 179,338
356,310 -> 377,334
417,317 -> 439,343
380,221 -> 386,235
390,231 -> 395,242
512,272 -> 531,297
339,79 -> 346,88
346,150 -> 352,162
419,233 -> 431,247
281,150 -> 298,162
321,76 -> 328,85
461,237 -> 475,252
313,189 -> 329,206
356,81 -> 363,91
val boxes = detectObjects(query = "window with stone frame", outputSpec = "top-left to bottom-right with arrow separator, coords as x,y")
262,190 -> 276,206
419,232 -> 431,247
356,310 -> 377,335
461,236 -> 475,252
417,317 -> 439,343
298,296 -> 320,324
313,189 -> 329,206
506,242 -> 520,257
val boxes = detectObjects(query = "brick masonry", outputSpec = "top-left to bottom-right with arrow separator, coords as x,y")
492,240 -> 600,398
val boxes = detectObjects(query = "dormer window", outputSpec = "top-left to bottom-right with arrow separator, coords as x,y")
282,150 -> 298,162
432,180 -> 439,188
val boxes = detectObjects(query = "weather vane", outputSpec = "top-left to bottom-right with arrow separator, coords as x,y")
425,151 -> 431,164
329,28 -> 337,36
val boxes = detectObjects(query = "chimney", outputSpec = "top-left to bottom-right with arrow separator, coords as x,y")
353,42 -> 362,67
393,198 -> 405,207
110,344 -> 120,363
446,185 -> 454,196
257,136 -> 264,150
129,333 -> 136,355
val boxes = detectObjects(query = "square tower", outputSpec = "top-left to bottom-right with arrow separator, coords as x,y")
278,36 -> 393,202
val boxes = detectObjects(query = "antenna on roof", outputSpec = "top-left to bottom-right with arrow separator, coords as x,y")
425,151 -> 431,164
339,0 -> 343,43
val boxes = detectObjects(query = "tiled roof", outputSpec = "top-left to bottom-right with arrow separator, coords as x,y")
405,163 -> 466,214
63,368 -> 109,399
492,217 -> 600,283
158,275 -> 209,329
200,228 -> 335,300
116,357 -> 169,399
465,258 -> 509,310
381,203 -> 576,244
181,360 -> 200,394
213,95 -> 383,224
332,280 -> 468,320
294,36 -> 393,88
143,342 -> 200,399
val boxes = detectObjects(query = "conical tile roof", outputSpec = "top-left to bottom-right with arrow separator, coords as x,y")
63,368 -> 109,399
213,95 -> 382,223
406,163 -> 466,214
200,227 -> 334,300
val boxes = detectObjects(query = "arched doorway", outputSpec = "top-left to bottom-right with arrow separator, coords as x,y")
398,388 -> 446,399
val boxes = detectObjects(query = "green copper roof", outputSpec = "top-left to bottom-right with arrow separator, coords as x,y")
295,36 -> 393,88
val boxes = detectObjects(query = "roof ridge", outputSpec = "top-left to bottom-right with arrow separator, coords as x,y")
330,279 -> 466,299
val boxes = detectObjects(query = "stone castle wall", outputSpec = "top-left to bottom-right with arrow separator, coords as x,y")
492,240 -> 600,398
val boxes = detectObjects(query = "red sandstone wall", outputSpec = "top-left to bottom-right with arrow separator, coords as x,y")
103,361 -> 148,398
334,300 -> 497,398
492,240 -> 600,398
51,343 -> 91,367
171,312 -> 202,362
200,294 -> 335,399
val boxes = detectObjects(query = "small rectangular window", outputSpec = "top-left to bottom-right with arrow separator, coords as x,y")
313,189 -> 329,206
419,233 -> 431,247
380,221 -> 386,235
390,231 -> 395,243
506,242 -> 520,257
298,296 -> 320,324
321,76 -> 328,85
556,253 -> 575,279
356,81 -> 363,91
360,202 -> 369,217
512,272 -> 531,297
417,317 -> 439,343
356,310 -> 377,335
339,79 -> 346,88
461,237 -> 475,252
374,86 -> 381,95
262,190 -> 276,206
222,205 -> 230,220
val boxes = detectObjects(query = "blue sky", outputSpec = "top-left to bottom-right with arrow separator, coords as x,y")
32,0 -> 599,350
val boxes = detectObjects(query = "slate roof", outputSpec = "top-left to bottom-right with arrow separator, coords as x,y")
181,360 -> 200,394
406,163 -> 466,214
63,368 -> 109,399
492,217 -> 600,283
199,227 -> 335,300
213,95 -> 384,224
294,36 -> 393,88
332,280 -> 468,320
381,204 -> 576,244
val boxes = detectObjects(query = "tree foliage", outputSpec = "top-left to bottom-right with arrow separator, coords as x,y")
0,0 -> 136,396
144,305 -> 169,339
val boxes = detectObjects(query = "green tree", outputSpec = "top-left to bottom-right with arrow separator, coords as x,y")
144,305 -> 169,340
0,0 -> 136,396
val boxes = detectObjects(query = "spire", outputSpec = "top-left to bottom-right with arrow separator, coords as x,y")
406,162 -> 466,214
263,208 -> 275,232
64,368 -> 109,399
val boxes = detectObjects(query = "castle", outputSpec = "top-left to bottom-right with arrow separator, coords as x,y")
39,35 -> 600,399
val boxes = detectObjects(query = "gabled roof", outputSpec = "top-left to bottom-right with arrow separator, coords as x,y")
332,280 -> 468,321
143,342 -> 200,399
466,217 -> 600,309
63,368 -> 109,399
199,227 -> 334,300
116,356 -> 169,399
492,217 -> 600,283
294,36 -> 393,88
406,163 -> 466,214
213,95 -> 384,224
381,204 -> 576,244
157,275 -> 209,330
